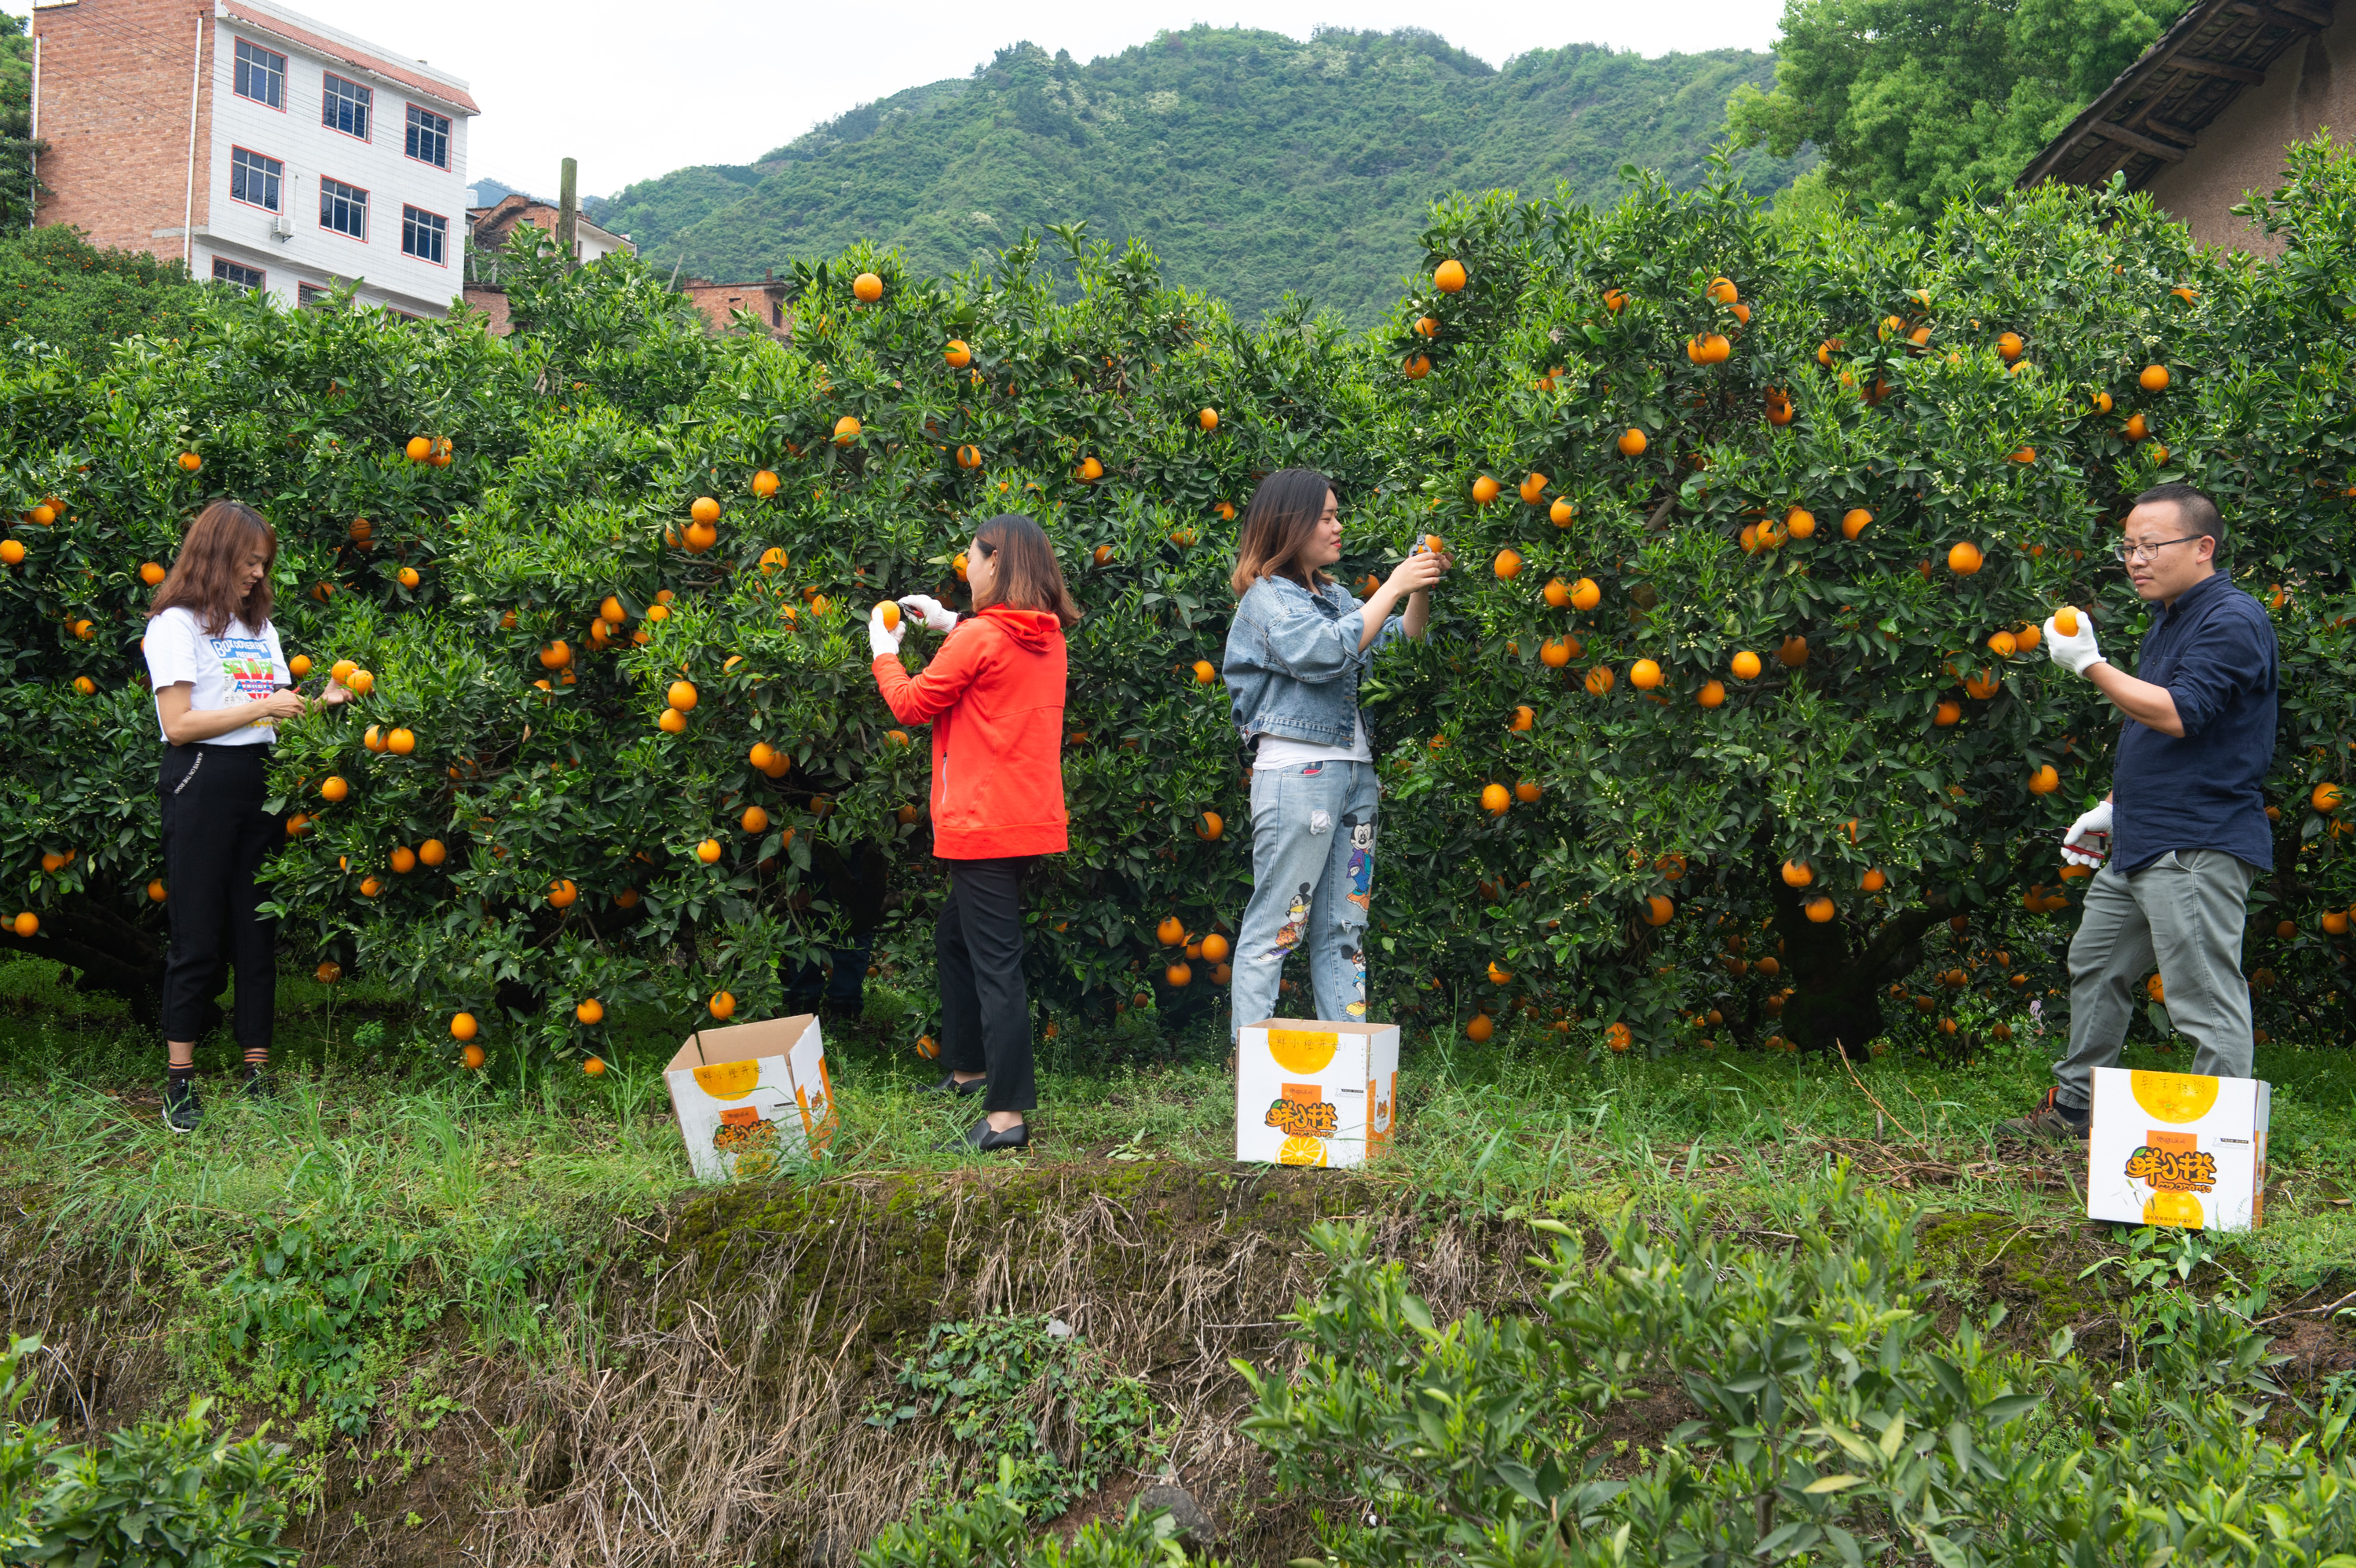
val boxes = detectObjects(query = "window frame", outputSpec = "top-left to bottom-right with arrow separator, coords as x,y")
320,71 -> 374,142
400,203 -> 449,268
295,282 -> 331,309
317,174 -> 370,243
231,38 -> 286,111
210,258 -> 267,291
403,103 -> 452,170
227,145 -> 284,214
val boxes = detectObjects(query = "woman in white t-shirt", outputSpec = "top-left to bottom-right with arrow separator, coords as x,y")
1218,470 -> 1445,1041
143,501 -> 349,1131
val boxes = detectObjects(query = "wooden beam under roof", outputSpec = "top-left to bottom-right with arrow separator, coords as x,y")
2168,53 -> 2270,82
2090,122 -> 2192,160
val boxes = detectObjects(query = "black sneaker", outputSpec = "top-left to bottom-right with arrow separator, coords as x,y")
241,1068 -> 275,1102
163,1077 -> 203,1134
920,1074 -> 988,1098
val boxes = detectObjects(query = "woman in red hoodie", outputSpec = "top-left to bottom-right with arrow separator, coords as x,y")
870,513 -> 1077,1151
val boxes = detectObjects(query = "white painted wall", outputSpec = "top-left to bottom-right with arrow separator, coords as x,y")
197,6 -> 474,316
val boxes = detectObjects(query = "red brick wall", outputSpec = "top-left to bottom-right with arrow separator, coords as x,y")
35,0 -> 217,261
461,284 -> 510,336
680,280 -> 791,338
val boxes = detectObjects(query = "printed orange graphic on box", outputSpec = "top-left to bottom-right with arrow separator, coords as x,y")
665,1013 -> 836,1182
1235,1018 -> 1398,1168
2086,1066 -> 2268,1233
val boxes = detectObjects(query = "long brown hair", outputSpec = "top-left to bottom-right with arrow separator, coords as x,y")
972,513 -> 1081,627
149,500 -> 277,637
1230,468 -> 1333,595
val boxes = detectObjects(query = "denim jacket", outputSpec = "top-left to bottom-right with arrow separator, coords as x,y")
1221,574 -> 1405,747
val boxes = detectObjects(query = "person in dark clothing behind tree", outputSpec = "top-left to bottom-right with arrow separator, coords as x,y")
782,838 -> 887,1020
2000,484 -> 2278,1142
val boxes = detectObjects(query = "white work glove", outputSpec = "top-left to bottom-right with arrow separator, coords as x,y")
2062,799 -> 2113,868
2042,611 -> 2105,677
897,594 -> 958,633
867,603 -> 905,657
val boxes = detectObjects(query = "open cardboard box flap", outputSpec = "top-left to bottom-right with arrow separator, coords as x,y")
664,1012 -> 818,1075
1245,1018 -> 1392,1036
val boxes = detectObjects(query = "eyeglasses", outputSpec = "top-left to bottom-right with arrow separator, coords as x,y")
2113,534 -> 2201,564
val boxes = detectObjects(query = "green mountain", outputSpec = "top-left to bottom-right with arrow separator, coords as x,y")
591,27 -> 1807,323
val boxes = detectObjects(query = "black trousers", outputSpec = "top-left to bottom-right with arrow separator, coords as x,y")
935,856 -> 1036,1115
158,744 -> 280,1050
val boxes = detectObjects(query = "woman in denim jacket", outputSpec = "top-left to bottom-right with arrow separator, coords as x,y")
1220,469 -> 1445,1037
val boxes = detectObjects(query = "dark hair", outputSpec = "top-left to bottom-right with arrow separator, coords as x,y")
148,500 -> 276,637
1230,469 -> 1335,595
972,513 -> 1081,627
2131,483 -> 2226,547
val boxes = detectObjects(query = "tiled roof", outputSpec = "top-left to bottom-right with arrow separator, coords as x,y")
2018,0 -> 2332,189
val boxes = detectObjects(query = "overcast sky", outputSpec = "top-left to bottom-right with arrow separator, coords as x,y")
9,1 -> 1789,196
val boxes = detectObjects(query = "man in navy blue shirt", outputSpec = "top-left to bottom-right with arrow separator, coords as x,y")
2001,484 -> 2279,1142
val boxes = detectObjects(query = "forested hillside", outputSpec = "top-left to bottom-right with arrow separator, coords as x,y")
590,27 -> 1808,322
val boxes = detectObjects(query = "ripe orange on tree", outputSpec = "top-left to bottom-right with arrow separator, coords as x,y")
1492,547 -> 1522,579
1471,476 -> 1501,505
752,469 -> 781,497
1569,577 -> 1601,611
1433,258 -> 1468,292
1781,859 -> 1813,887
576,998 -> 605,1025
944,338 -> 971,367
1480,783 -> 1511,816
1191,660 -> 1216,685
1617,429 -> 1648,458
1156,915 -> 1186,946
1730,650 -> 1762,681
2141,364 -> 2171,392
1196,811 -> 1224,840
1698,680 -> 1726,707
1519,473 -> 1548,504
708,991 -> 737,1019
852,272 -> 884,302
386,728 -> 415,755
697,838 -> 723,864
1465,1013 -> 1494,1042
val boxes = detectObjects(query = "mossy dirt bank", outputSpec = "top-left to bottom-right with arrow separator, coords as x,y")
5,1158 -> 2348,1566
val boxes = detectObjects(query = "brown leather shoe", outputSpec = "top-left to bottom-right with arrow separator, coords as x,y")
1996,1087 -> 2090,1143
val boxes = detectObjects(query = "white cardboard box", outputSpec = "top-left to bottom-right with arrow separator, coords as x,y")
664,1012 -> 837,1182
1235,1018 -> 1398,1168
2085,1066 -> 2270,1232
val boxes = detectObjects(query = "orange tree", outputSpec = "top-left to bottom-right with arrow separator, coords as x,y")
5,142 -> 2354,1069
1366,145 -> 2356,1057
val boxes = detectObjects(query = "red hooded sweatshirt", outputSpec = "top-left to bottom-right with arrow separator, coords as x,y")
872,605 -> 1069,859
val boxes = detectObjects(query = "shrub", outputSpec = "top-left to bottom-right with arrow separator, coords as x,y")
1239,1168 -> 2356,1566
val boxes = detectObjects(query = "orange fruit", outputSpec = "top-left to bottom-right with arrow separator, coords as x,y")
741,805 -> 770,835
1465,1013 -> 1494,1042
149,879 -> 168,902
1947,541 -> 1984,575
1781,859 -> 1813,887
1996,331 -> 2023,361
832,415 -> 862,446
668,681 -> 698,712
1584,664 -> 1615,696
450,1011 -> 477,1041
1198,408 -> 1219,432
2029,765 -> 2060,795
1605,1022 -> 1632,1053
583,1054 -> 607,1076
1629,658 -> 1663,689
576,998 -> 605,1025
1933,700 -> 1962,727
1644,895 -> 1674,927
397,566 -> 420,589
1492,547 -> 1522,579
851,271 -> 884,302
11,911 -> 35,938
1518,473 -> 1548,504
659,709 -> 688,734
1509,704 -> 1535,731
916,1034 -> 940,1060
697,838 -> 723,864
1776,637 -> 1808,668
2327,911 -> 2351,937
390,846 -> 416,874
1731,650 -> 1762,681
404,436 -> 432,462
1480,783 -> 1511,816
386,728 -> 415,755
708,991 -> 737,1019
1861,868 -> 1887,893
2314,782 -> 2345,813
1403,354 -> 1432,379
876,601 -> 901,634
2140,364 -> 2170,392
1434,258 -> 1467,292
0,540 -> 23,565
1569,577 -> 1601,611
1075,455 -> 1104,482
2054,606 -> 2079,638
1187,660 -> 1218,685
1540,638 -> 1572,668
548,879 -> 578,908
1698,680 -> 1726,708
1804,896 -> 1835,923
539,641 -> 572,671
1157,915 -> 1186,946
687,496 -> 723,526
1707,276 -> 1737,305
1513,780 -> 1541,804
1471,475 -> 1501,505
318,775 -> 349,803
71,676 -> 93,695
1542,577 -> 1572,609
1165,961 -> 1194,987
1617,428 -> 1647,458
944,339 -> 971,367
1836,508 -> 1872,540
1604,287 -> 1627,311
751,469 -> 781,498
1549,497 -> 1575,526
1198,933 -> 1233,966
345,668 -> 375,696
1195,810 -> 1224,841
1988,630 -> 2018,657
1785,508 -> 1816,540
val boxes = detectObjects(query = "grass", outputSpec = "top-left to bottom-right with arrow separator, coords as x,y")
6,951 -> 2355,1299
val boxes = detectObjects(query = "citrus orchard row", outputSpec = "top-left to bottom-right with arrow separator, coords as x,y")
3,148 -> 2354,1068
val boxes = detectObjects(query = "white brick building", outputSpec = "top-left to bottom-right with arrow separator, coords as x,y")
34,0 -> 479,319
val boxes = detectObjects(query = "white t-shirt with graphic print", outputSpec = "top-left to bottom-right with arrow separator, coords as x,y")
143,607 -> 290,746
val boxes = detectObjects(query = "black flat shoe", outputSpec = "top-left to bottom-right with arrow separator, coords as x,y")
938,1117 -> 1027,1153
921,1074 -> 989,1098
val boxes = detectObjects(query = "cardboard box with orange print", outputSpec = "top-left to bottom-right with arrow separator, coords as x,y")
2085,1066 -> 2270,1232
664,1012 -> 837,1182
1235,1018 -> 1398,1168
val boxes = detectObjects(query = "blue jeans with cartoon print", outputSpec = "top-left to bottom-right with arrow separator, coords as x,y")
1231,758 -> 1379,1041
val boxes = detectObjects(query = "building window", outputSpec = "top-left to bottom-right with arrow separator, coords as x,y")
320,177 -> 368,239
321,73 -> 371,140
296,283 -> 330,309
404,104 -> 451,170
401,205 -> 447,265
233,40 -> 284,109
211,258 -> 265,291
229,147 -> 282,212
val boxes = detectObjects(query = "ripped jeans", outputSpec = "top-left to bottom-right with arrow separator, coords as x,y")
1230,758 -> 1379,1040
